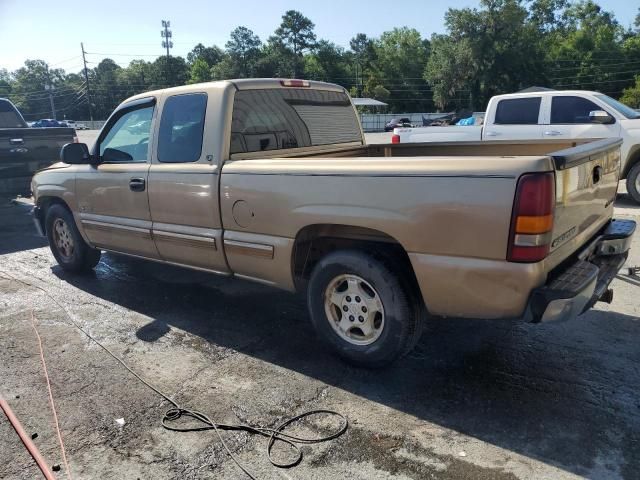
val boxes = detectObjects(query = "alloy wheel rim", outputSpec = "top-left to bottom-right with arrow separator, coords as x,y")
323,274 -> 385,346
53,218 -> 74,259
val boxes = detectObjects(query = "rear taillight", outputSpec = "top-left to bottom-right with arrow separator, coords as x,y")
391,134 -> 400,144
280,79 -> 310,88
507,172 -> 555,263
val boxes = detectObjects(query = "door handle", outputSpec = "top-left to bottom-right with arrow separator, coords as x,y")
544,130 -> 562,136
485,131 -> 500,137
129,178 -> 146,192
9,138 -> 24,145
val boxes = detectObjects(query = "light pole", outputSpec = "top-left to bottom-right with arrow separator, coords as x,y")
161,20 -> 173,59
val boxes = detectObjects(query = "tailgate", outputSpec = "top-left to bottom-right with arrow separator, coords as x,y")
547,138 -> 622,265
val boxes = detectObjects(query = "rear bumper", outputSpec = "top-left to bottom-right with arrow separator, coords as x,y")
528,219 -> 635,323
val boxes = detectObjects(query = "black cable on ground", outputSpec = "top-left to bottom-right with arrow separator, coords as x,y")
1,270 -> 348,479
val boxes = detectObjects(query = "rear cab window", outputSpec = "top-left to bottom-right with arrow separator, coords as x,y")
158,93 -> 207,163
229,88 -> 362,156
494,97 -> 542,125
0,99 -> 26,128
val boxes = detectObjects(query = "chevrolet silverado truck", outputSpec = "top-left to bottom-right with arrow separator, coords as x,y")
0,98 -> 76,194
393,90 -> 640,203
30,79 -> 635,367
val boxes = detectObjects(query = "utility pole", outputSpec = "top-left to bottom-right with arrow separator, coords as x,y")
161,20 -> 173,59
80,43 -> 94,128
161,20 -> 173,84
44,65 -> 56,119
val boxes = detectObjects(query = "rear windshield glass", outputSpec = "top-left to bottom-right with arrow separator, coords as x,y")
230,89 -> 362,155
0,99 -> 26,128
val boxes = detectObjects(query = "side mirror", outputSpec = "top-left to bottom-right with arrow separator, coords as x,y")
589,110 -> 615,125
60,142 -> 91,164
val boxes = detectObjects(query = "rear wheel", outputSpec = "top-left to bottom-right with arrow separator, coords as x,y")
46,204 -> 101,273
626,163 -> 640,204
307,250 -> 423,367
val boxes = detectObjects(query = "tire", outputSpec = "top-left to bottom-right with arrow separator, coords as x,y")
626,163 -> 640,204
45,203 -> 101,273
307,250 -> 424,368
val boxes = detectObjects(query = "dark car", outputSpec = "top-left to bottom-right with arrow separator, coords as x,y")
384,117 -> 413,132
0,99 -> 75,192
31,119 -> 67,128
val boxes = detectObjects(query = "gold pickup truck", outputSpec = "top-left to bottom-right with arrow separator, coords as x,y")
31,79 -> 635,367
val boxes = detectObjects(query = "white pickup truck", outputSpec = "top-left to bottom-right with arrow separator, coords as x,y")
393,90 -> 640,202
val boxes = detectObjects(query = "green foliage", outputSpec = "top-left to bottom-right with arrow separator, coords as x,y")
3,3 -> 640,119
424,35 -> 474,110
187,44 -> 224,67
226,27 -> 262,77
188,58 -> 212,84
620,76 -> 640,108
274,10 -> 317,77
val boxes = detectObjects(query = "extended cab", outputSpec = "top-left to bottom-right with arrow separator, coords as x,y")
393,90 -> 640,203
31,80 -> 635,367
0,98 -> 76,193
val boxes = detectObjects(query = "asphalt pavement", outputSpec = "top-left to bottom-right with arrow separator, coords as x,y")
1,192 -> 640,479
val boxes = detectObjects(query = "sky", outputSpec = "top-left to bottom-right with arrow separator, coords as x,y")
1,0 -> 638,73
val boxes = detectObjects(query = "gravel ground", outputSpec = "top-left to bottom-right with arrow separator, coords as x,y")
1,194 -> 639,480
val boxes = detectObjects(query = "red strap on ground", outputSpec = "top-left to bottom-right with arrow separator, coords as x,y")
31,310 -> 73,480
0,394 -> 57,480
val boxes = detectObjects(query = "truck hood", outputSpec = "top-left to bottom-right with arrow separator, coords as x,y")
34,162 -> 71,175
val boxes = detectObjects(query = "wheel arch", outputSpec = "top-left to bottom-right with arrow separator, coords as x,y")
622,144 -> 640,179
291,223 -> 422,303
36,196 -> 72,235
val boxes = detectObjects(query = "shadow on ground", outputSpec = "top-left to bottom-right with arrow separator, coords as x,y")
52,252 -> 640,479
0,197 -> 47,255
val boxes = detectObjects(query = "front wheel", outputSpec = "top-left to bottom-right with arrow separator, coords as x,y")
45,204 -> 101,273
626,163 -> 640,204
307,250 -> 423,367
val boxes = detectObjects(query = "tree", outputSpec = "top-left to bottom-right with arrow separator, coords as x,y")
304,40 -> 348,83
189,58 -> 212,84
187,43 -> 224,67
620,75 -> 640,108
274,10 -> 317,77
546,0 -> 630,96
374,27 -> 431,111
254,37 -> 296,78
210,55 -> 237,80
226,26 -> 262,77
349,33 -> 377,97
442,0 -> 547,108
424,35 -> 474,110
149,56 -> 189,89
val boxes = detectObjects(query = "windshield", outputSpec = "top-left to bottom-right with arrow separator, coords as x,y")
594,94 -> 640,119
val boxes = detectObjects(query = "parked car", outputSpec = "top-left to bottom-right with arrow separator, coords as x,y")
65,120 -> 88,130
31,119 -> 68,128
31,79 -> 634,367
0,98 -> 76,191
384,117 -> 413,132
392,90 -> 640,203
